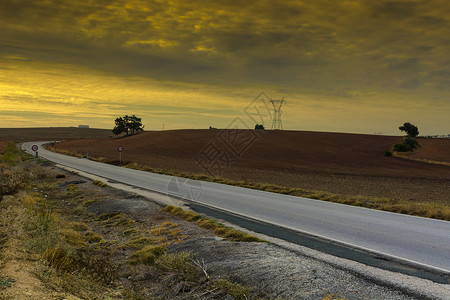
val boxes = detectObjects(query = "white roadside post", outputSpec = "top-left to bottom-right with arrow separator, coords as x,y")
117,145 -> 124,165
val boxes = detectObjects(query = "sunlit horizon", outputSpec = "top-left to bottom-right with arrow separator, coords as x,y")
1,1 -> 450,136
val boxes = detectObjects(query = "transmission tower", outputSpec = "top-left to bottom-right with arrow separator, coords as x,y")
269,97 -> 286,130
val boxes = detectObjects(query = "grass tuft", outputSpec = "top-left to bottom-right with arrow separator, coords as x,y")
60,229 -> 86,246
84,231 -> 104,243
129,245 -> 167,265
92,180 -> 108,187
164,206 -> 265,242
125,236 -> 159,249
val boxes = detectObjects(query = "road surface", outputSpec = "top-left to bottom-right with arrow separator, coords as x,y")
23,142 -> 450,275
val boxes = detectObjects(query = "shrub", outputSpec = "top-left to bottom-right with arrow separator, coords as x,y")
384,150 -> 392,157
393,143 -> 409,152
44,247 -> 77,271
1,166 -> 30,199
404,137 -> 418,150
0,142 -> 23,165
155,252 -> 202,284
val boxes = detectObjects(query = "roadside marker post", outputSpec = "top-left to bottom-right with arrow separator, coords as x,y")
31,145 -> 39,162
117,145 -> 124,165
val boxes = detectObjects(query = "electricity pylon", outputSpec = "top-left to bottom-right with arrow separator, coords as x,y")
269,97 -> 286,130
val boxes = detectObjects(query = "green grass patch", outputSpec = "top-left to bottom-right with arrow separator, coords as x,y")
0,142 -> 28,165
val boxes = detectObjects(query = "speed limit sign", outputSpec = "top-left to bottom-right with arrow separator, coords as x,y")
31,145 -> 38,151
117,145 -> 124,152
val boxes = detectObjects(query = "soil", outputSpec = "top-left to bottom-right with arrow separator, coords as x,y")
53,129 -> 450,203
408,138 -> 450,163
0,164 -> 427,299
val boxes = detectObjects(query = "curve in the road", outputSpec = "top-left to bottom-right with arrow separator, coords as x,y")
23,142 -> 450,279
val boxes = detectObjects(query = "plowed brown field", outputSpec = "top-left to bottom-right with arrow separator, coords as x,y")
54,130 -> 450,204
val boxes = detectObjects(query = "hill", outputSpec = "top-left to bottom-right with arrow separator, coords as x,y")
54,130 -> 450,204
0,127 -> 112,142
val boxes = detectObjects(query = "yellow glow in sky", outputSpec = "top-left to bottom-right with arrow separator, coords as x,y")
0,0 -> 449,135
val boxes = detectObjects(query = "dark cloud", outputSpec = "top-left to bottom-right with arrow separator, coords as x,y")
1,0 -> 450,95
400,78 -> 421,89
371,1 -> 419,19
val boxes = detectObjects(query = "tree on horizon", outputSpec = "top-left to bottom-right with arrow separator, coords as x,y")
399,122 -> 419,137
112,115 -> 144,136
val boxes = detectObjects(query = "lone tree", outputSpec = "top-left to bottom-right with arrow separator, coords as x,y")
255,124 -> 265,130
112,115 -> 144,136
399,122 -> 419,137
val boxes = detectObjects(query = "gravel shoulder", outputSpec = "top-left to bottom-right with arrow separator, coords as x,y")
55,164 -> 450,299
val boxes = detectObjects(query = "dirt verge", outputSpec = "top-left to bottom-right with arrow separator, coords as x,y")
2,161 -> 445,299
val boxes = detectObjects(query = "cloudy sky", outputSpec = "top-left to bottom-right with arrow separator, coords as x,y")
1,0 -> 449,135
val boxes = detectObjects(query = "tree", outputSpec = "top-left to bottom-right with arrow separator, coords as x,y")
125,115 -> 144,135
255,124 -> 265,130
399,122 -> 419,137
112,117 -> 127,135
112,115 -> 144,136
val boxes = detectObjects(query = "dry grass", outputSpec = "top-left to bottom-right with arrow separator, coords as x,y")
322,295 -> 348,300
0,189 -> 116,298
150,251 -> 255,300
0,144 -> 263,299
92,180 -> 108,187
129,245 -> 166,265
125,236 -> 159,248
163,205 -> 266,242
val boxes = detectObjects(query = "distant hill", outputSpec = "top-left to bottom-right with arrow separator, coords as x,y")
0,127 -> 113,141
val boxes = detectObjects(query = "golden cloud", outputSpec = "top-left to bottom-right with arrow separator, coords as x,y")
0,0 -> 449,133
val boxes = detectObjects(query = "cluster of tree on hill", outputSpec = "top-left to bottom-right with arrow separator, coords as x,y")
387,122 -> 420,155
112,115 -> 144,136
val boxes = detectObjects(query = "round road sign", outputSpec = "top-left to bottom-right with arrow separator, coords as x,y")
31,145 -> 38,151
117,146 -> 124,152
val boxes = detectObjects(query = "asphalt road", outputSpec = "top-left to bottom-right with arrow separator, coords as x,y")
23,142 -> 450,276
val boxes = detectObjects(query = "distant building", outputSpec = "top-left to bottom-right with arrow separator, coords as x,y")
78,125 -> 89,128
